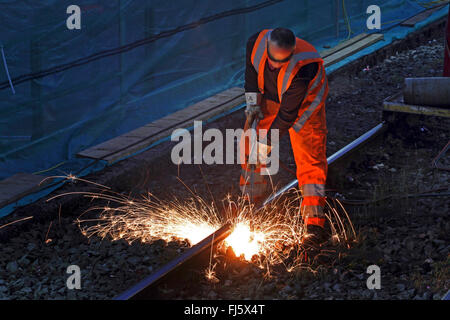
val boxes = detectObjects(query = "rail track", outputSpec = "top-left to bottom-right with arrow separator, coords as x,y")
114,121 -> 388,300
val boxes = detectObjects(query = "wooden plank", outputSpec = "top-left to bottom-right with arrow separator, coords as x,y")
93,136 -> 145,151
383,101 -> 450,118
150,117 -> 182,129
0,173 -> 54,207
79,136 -> 142,153
319,33 -> 369,58
323,34 -> 384,68
77,148 -> 112,160
76,87 -> 244,163
400,5 -> 446,27
102,131 -> 171,163
77,136 -> 146,159
123,126 -> 165,138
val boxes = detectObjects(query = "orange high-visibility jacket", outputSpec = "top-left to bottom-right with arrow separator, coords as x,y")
250,29 -> 328,134
247,29 -> 329,226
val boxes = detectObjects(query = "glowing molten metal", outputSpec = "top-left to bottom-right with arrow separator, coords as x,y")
224,223 -> 266,260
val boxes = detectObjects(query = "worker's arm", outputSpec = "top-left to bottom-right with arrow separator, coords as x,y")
265,62 -> 319,145
244,33 -> 264,126
244,33 -> 260,93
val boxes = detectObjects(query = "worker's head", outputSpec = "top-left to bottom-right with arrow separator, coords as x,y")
267,28 -> 296,69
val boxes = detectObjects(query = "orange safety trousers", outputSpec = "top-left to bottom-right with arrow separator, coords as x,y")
239,97 -> 328,227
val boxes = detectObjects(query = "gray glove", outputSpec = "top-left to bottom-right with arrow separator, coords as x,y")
245,92 -> 264,125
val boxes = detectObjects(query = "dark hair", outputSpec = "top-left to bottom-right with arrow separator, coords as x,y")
269,28 -> 296,49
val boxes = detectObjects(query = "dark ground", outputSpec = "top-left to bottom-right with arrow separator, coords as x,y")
0,18 -> 448,299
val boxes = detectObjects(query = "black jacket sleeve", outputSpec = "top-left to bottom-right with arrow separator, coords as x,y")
244,32 -> 260,93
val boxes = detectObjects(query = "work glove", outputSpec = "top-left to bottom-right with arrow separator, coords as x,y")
245,92 -> 264,126
248,139 -> 272,166
256,141 -> 272,165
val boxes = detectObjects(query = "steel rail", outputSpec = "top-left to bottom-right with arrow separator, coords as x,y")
261,121 -> 387,207
114,222 -> 232,300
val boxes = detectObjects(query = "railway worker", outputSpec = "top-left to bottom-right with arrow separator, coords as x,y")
240,27 -> 329,247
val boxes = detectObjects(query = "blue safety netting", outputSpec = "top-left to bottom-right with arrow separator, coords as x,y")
0,0 -> 448,216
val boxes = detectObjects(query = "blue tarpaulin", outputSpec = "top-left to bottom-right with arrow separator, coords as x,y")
0,0 -> 448,216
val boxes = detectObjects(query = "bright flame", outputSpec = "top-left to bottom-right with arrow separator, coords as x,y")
225,222 -> 265,260
171,220 -> 217,245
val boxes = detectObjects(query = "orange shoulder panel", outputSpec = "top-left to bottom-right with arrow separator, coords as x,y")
251,29 -> 270,66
